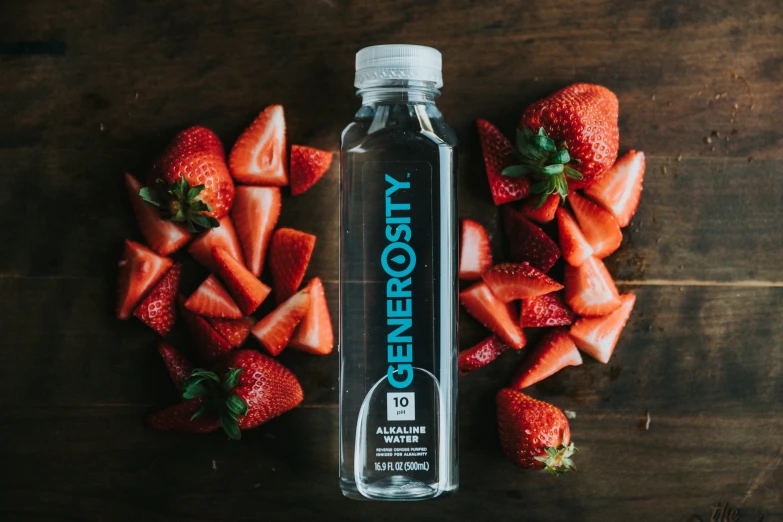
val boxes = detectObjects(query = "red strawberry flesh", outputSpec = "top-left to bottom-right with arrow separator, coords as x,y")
289,278 -> 334,355
502,206 -> 561,273
269,228 -> 316,303
458,219 -> 493,281
290,145 -> 333,196
133,262 -> 182,336
211,246 -> 271,315
477,119 -> 530,205
185,274 -> 244,319
231,186 -> 281,277
116,240 -> 173,320
251,288 -> 311,356
510,329 -> 583,389
564,256 -> 621,317
229,105 -> 287,186
584,150 -> 646,228
459,282 -> 526,349
571,292 -> 636,363
482,262 -> 563,303
458,335 -> 511,375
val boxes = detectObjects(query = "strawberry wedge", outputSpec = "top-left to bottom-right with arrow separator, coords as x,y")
290,145 -> 333,196
510,329 -> 582,389
520,193 -> 560,224
125,173 -> 190,256
184,274 -> 244,319
556,207 -> 593,267
269,228 -> 316,303
252,288 -> 311,356
571,292 -> 636,363
231,186 -> 281,277
208,316 -> 254,348
482,262 -> 563,302
459,282 -> 526,349
229,105 -> 287,186
290,278 -> 334,355
211,246 -> 271,315
458,335 -> 511,375
585,150 -> 645,227
157,342 -> 193,394
569,192 -> 622,259
188,216 -> 244,273
477,119 -> 531,205
503,206 -> 561,273
459,219 -> 493,281
564,256 -> 621,316
116,240 -> 173,319
520,292 -> 577,328
133,262 -> 182,336
178,295 -> 233,363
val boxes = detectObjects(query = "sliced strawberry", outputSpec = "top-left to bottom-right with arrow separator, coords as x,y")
520,292 -> 577,328
157,342 -> 193,393
520,193 -> 560,224
229,105 -> 287,186
188,216 -> 244,273
571,292 -> 636,363
116,240 -> 173,320
459,282 -> 526,349
289,278 -> 334,355
230,186 -> 281,276
585,150 -> 645,227
208,316 -> 254,347
502,206 -> 561,273
556,207 -> 593,267
477,119 -> 531,205
564,256 -> 621,317
458,335 -> 511,375
125,173 -> 191,256
290,145 -> 333,196
459,219 -> 493,281
510,329 -> 583,389
568,192 -> 622,259
133,262 -> 182,336
178,295 -> 233,363
482,262 -> 563,303
251,288 -> 311,356
145,398 -> 219,434
269,228 -> 316,303
211,246 -> 271,315
184,274 -> 243,319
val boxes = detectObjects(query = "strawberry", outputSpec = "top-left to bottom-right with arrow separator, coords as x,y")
571,292 -> 636,363
178,295 -> 233,363
142,126 -> 235,230
520,292 -> 577,328
458,219 -> 493,281
229,105 -> 287,186
459,282 -> 526,349
146,398 -> 220,434
510,329 -> 583,389
184,274 -> 243,319
230,186 -> 281,277
584,150 -> 646,227
568,192 -> 622,259
208,316 -> 254,348
458,335 -> 510,375
502,206 -> 561,273
556,207 -> 593,267
133,262 -> 182,336
517,83 -> 618,193
157,342 -> 193,393
477,119 -> 531,205
496,388 -> 576,473
251,288 -> 311,356
116,240 -> 173,320
564,256 -> 621,317
482,262 -> 563,303
289,278 -> 334,355
290,145 -> 333,196
188,216 -> 244,273
211,246 -> 271,315
520,193 -> 560,224
125,173 -> 191,255
268,228 -> 316,303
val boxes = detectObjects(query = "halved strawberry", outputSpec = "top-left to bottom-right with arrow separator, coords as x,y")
482,262 -> 563,302
116,240 -> 173,320
571,293 -> 636,363
157,342 -> 193,393
564,256 -> 621,316
502,206 -> 561,273
477,119 -> 530,205
568,192 -> 622,259
251,288 -> 311,356
184,274 -> 243,319
269,228 -> 316,303
459,219 -> 493,281
125,173 -> 191,255
585,150 -> 645,227
229,105 -> 287,186
556,207 -> 593,267
510,329 -> 583,389
520,292 -> 577,328
208,316 -> 254,348
178,295 -> 233,363
520,193 -> 560,224
458,335 -> 511,375
289,278 -> 334,355
230,186 -> 281,277
211,247 -> 271,315
459,282 -> 526,349
133,262 -> 182,336
188,216 -> 244,273
290,145 -> 333,196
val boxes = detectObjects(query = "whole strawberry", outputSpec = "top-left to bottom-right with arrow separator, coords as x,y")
496,388 -> 576,474
505,84 -> 618,200
141,126 -> 235,232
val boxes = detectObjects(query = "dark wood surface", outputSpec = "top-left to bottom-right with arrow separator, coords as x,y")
1,1 -> 781,521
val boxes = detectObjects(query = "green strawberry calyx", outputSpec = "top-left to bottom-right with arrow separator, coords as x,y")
502,127 -> 584,206
139,177 -> 220,233
182,368 -> 248,440
534,442 -> 577,475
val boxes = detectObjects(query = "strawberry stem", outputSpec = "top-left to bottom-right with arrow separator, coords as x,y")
534,442 -> 577,475
139,178 -> 220,233
182,367 -> 248,440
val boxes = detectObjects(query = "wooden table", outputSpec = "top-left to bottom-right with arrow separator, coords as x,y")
2,1 -> 781,520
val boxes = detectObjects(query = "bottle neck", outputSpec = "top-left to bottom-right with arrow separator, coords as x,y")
357,80 -> 440,105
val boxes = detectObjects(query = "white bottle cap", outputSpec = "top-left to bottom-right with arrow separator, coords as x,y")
355,45 -> 443,89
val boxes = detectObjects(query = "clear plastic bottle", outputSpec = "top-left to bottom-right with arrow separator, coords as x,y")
338,45 -> 458,501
